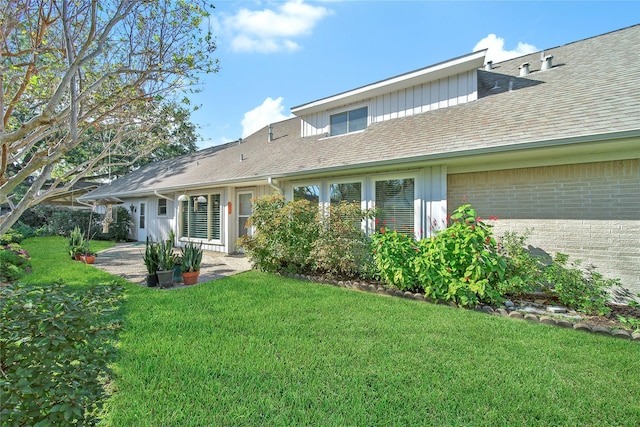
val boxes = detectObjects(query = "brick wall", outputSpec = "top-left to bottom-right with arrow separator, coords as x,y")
448,159 -> 640,297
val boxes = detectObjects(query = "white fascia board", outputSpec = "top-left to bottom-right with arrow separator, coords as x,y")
291,50 -> 487,116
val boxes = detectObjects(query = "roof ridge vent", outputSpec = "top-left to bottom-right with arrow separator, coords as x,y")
541,54 -> 554,71
519,62 -> 530,76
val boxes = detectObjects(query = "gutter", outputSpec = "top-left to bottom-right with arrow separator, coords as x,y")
267,177 -> 283,194
78,128 -> 640,199
154,190 -> 174,201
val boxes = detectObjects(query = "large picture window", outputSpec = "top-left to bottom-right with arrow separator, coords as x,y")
181,194 -> 221,241
330,106 -> 367,136
375,178 -> 414,233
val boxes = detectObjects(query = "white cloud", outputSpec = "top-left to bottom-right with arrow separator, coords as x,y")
473,34 -> 538,64
215,0 -> 333,53
241,97 -> 294,138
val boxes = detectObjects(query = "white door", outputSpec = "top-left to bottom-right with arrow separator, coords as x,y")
138,201 -> 147,242
237,192 -> 253,242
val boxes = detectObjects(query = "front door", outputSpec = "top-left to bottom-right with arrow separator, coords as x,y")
237,192 -> 253,243
138,201 -> 147,242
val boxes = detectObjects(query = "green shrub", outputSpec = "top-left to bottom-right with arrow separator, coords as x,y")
311,201 -> 374,278
497,230 -> 544,295
415,205 -> 506,306
0,243 -> 32,283
543,253 -> 616,315
0,229 -> 24,245
239,194 -> 319,274
23,206 -> 132,242
370,228 -> 420,291
0,283 -> 123,425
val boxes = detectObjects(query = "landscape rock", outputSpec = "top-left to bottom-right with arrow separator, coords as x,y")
592,325 -> 612,336
509,311 -> 524,320
540,316 -> 556,326
611,329 -> 632,339
524,313 -> 539,322
573,323 -> 592,332
556,319 -> 573,328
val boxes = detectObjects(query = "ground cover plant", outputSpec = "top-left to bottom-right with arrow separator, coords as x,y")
1,237 -> 124,426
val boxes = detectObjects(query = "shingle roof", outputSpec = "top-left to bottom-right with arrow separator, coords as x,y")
83,25 -> 640,199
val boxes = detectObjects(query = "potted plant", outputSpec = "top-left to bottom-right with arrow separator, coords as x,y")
80,248 -> 97,264
181,241 -> 203,285
67,226 -> 85,260
143,237 -> 159,287
156,239 -> 176,288
173,254 -> 183,283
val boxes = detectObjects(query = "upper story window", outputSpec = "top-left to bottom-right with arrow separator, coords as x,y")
330,106 -> 367,136
158,199 -> 167,216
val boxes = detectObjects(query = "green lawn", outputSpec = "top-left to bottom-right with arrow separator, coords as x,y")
20,237 -> 640,426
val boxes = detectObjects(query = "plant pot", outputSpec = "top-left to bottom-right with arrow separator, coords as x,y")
173,265 -> 183,283
157,270 -> 174,288
81,255 -> 96,264
146,274 -> 158,287
75,254 -> 83,261
182,270 -> 200,285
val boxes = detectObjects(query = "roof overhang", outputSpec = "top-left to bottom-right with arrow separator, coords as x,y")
291,50 -> 487,116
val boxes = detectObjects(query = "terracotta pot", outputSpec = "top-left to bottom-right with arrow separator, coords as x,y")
182,270 -> 200,285
81,255 -> 96,264
75,254 -> 83,261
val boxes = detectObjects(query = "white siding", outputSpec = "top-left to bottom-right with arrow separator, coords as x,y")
300,70 -> 478,137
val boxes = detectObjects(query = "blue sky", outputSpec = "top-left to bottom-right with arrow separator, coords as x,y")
190,1 -> 639,149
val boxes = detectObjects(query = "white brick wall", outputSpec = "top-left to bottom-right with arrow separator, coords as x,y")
448,159 -> 640,296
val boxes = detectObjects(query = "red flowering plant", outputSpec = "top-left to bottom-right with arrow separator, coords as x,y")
413,204 -> 506,307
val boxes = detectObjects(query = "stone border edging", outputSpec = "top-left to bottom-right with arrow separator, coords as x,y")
286,273 -> 640,341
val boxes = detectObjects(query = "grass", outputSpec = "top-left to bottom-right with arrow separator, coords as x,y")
19,237 -> 640,426
21,236 -> 123,287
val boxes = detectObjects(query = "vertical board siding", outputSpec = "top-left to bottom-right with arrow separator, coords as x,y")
300,70 -> 478,137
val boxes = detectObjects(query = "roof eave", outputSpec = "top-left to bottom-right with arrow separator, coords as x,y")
291,50 -> 487,116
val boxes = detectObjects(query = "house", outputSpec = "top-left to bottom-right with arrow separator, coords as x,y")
80,25 -> 640,295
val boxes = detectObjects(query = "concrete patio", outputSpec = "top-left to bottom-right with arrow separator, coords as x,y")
93,242 -> 252,287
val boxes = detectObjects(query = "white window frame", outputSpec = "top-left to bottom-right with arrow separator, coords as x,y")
179,191 -> 224,244
371,173 -> 419,238
328,103 -> 370,137
157,198 -> 167,217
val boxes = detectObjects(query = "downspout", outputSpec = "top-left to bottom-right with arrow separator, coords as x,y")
267,177 -> 283,194
154,190 -> 174,201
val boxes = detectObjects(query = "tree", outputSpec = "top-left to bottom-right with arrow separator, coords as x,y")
0,0 -> 218,235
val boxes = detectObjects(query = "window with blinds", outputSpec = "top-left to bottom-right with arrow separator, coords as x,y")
375,179 -> 414,233
180,194 -> 221,241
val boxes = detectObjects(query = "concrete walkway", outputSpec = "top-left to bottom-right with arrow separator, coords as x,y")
94,242 -> 252,287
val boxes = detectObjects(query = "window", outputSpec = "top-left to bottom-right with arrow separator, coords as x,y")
375,178 -> 414,233
158,199 -> 167,216
294,185 -> 320,203
181,194 -> 221,241
330,182 -> 361,204
330,106 -> 367,136
139,203 -> 145,229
